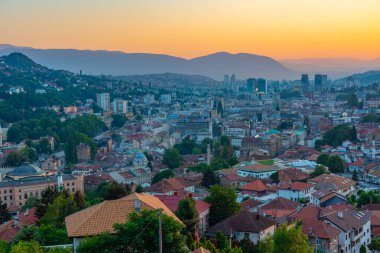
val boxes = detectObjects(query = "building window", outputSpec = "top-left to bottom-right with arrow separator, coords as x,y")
72,182 -> 75,186
72,188 -> 75,193
19,195 -> 21,200
10,195 -> 12,200
24,193 -> 28,199
4,196 -> 7,201
9,190 -> 12,193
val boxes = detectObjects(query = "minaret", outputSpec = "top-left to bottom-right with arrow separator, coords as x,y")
0,124 -> 3,147
57,168 -> 63,191
207,144 -> 211,166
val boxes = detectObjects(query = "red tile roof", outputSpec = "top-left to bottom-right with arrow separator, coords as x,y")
260,197 -> 300,212
301,219 -> 340,239
277,182 -> 314,191
239,180 -> 268,192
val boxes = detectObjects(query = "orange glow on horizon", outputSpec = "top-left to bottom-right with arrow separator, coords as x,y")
1,0 -> 380,60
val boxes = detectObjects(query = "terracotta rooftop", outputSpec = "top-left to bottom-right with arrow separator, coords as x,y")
206,210 -> 276,237
277,182 -> 314,191
65,193 -> 181,238
260,197 -> 300,212
239,180 -> 268,192
301,219 -> 340,240
236,163 -> 277,172
323,209 -> 372,232
145,177 -> 194,194
309,174 -> 355,191
241,199 -> 262,211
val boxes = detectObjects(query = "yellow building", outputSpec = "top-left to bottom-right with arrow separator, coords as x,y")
0,164 -> 83,210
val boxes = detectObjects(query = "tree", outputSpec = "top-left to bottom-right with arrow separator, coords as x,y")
310,165 -> 327,178
269,172 -> 279,183
78,209 -> 187,253
239,237 -> 254,253
10,241 -> 44,253
216,231 -> 229,250
112,133 -> 122,144
204,186 -> 240,225
356,191 -> 380,207
326,155 -> 344,173
74,190 -> 86,209
103,182 -> 128,200
135,185 -> 144,193
259,235 -> 274,253
77,233 -> 119,253
316,154 -> 329,166
64,131 -> 97,164
111,114 -> 127,128
37,137 -> 53,154
347,93 -> 359,107
259,224 -> 312,253
202,168 -> 219,188
13,225 -> 70,246
352,170 -> 358,181
152,169 -> 175,184
163,148 -> 182,170
35,186 -> 59,219
0,200 -> 11,223
0,240 -> 9,253
40,194 -> 79,228
175,197 -> 199,234
369,239 -> 380,251
5,147 -> 38,167
350,125 -> 357,141
360,245 -> 367,253
20,197 -> 40,212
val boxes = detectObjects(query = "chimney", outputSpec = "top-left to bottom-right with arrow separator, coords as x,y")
338,211 -> 343,219
309,227 -> 313,236
135,199 -> 141,212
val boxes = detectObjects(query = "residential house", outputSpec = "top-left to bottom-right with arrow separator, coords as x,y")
239,180 -> 268,197
311,190 -> 347,208
206,210 -> 276,244
259,197 -> 300,224
322,209 -> 372,253
235,163 -> 279,179
65,193 -> 181,251
309,174 -> 356,197
156,194 -> 211,233
277,182 -> 315,202
145,177 -> 195,195
0,208 -> 39,242
278,168 -> 309,183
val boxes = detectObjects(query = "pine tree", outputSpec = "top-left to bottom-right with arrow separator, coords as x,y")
0,201 -> 11,223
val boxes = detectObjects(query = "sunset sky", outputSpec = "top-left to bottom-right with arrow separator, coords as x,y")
1,0 -> 380,59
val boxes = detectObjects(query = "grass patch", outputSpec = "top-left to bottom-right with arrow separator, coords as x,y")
257,160 -> 274,166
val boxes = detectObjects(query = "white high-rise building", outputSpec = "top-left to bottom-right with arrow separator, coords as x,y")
96,93 -> 111,111
112,98 -> 128,114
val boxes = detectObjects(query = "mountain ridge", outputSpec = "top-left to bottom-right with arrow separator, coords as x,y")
0,44 -> 297,80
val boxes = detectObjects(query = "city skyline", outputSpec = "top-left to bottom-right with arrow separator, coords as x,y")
1,0 -> 380,60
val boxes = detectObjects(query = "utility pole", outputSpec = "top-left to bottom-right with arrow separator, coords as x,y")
158,208 -> 163,253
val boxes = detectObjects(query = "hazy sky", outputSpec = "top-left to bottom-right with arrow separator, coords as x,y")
1,0 -> 380,59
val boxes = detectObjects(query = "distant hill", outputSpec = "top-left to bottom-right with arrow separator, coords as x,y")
3,52 -> 45,71
281,58 -> 380,78
0,45 -> 297,80
117,73 -> 217,88
0,53 -> 217,90
336,70 -> 380,85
